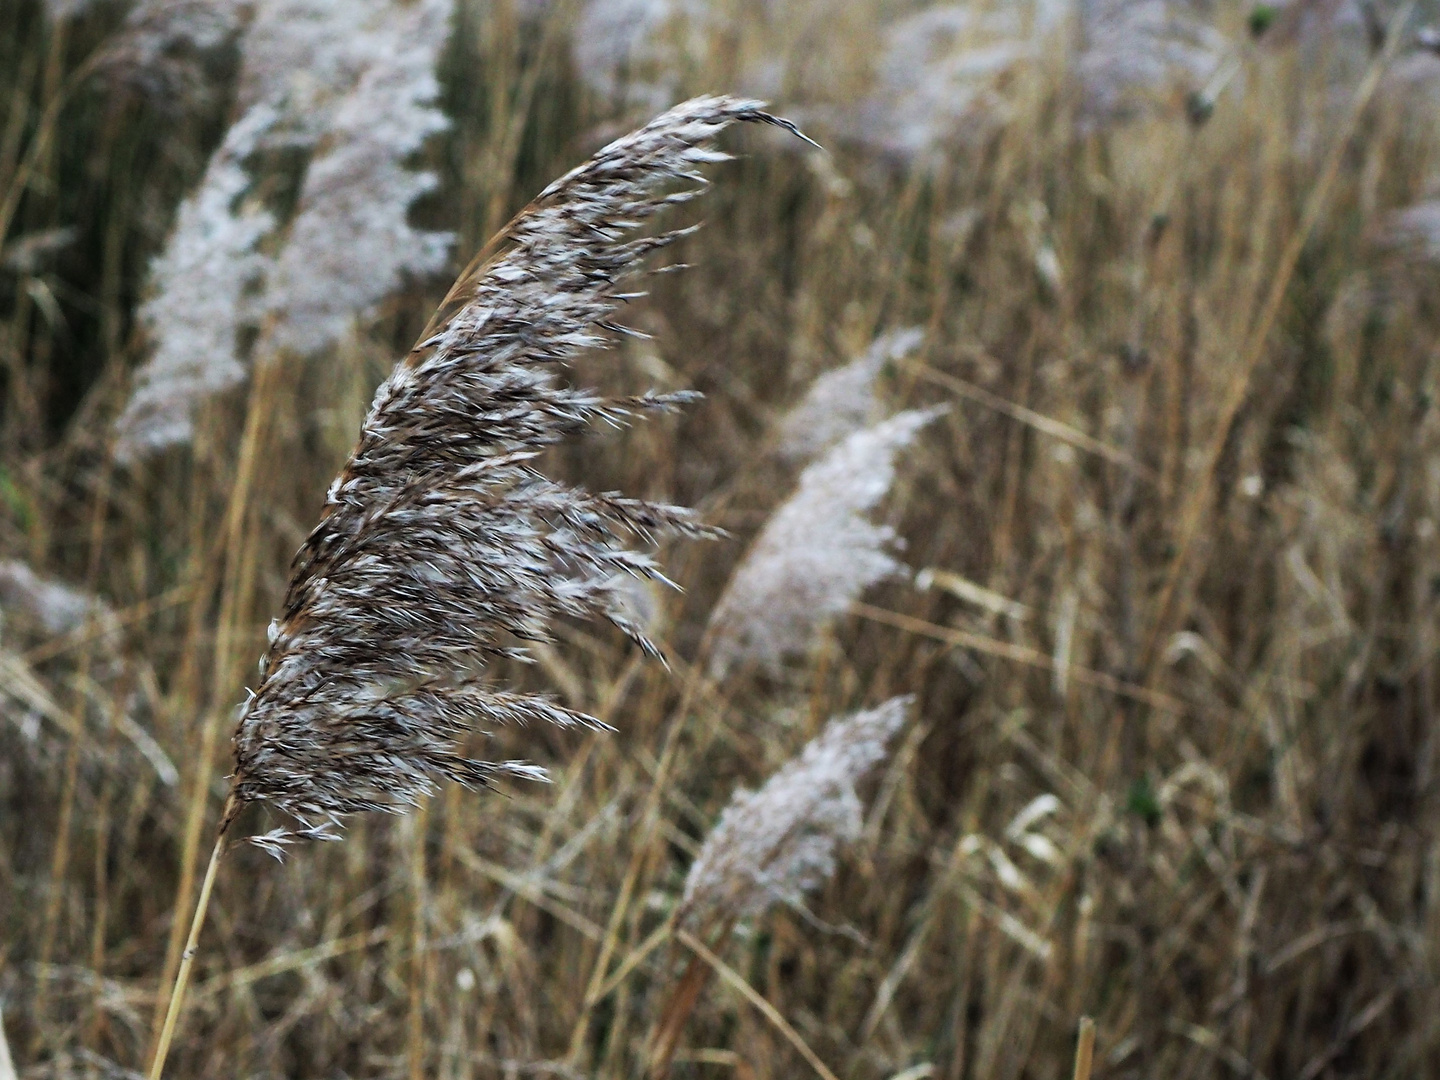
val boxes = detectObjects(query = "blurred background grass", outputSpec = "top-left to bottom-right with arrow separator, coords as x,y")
5,0 -> 1440,1077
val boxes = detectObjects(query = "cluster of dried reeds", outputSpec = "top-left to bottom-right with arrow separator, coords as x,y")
11,0 -> 1440,1077
115,0 -> 455,459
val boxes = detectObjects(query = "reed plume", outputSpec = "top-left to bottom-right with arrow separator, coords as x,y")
96,0 -> 245,102
707,407 -> 942,678
113,101 -> 275,458
115,0 -> 454,460
679,695 -> 912,927
1076,0 -> 1228,125
231,94 -> 807,845
777,327 -> 921,463
573,0 -> 702,110
0,1007 -> 13,1080
42,0 -> 101,20
649,696 -> 911,1078
253,0 -> 455,357
0,560 -> 118,746
1384,199 -> 1440,260
857,5 -> 1060,163
0,559 -> 177,789
0,559 -> 118,643
146,95 -> 809,1077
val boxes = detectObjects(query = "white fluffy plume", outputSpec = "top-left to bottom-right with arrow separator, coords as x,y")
0,559 -> 119,643
708,407 -> 942,678
1384,200 -> 1440,261
116,105 -> 277,457
857,3 -> 1066,163
778,327 -> 922,463
680,696 -> 912,925
115,0 -> 455,460
1075,0 -> 1228,126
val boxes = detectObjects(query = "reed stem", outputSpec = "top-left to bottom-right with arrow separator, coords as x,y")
148,798 -> 234,1080
1071,1017 -> 1096,1080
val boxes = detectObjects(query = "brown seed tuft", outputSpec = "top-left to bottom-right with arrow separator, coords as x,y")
230,96 -> 811,851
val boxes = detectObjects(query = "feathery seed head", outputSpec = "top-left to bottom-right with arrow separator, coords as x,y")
0,563 -> 178,784
0,560 -> 119,643
230,96 -> 810,848
42,0 -> 102,20
260,0 -> 454,356
114,103 -> 277,460
95,0 -> 247,102
115,0 -> 454,461
573,0 -> 704,111
777,327 -> 923,464
857,5 -> 1056,164
1076,0 -> 1227,127
1383,200 -> 1440,261
680,696 -> 912,926
707,407 -> 943,679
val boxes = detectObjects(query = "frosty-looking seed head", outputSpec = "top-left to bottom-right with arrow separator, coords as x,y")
778,327 -> 923,464
680,696 -> 913,926
708,407 -> 943,679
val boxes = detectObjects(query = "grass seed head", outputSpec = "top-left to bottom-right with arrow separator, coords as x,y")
114,103 -> 276,460
229,95 -> 810,848
778,327 -> 923,464
0,559 -> 118,642
680,695 -> 912,926
1076,0 -> 1229,126
708,407 -> 943,679
115,0 -> 454,460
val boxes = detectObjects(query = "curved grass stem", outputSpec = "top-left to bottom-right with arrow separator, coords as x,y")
147,799 -> 234,1080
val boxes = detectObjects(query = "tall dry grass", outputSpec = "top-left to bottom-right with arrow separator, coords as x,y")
5,1 -> 1440,1078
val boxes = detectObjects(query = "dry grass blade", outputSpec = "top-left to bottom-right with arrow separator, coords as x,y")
453,847 -> 605,940
676,929 -> 842,1080
853,603 -> 1186,713
20,585 -> 188,665
1072,1017 -> 1096,1080
903,358 -> 1153,479
587,918 -> 676,1006
0,648 -> 66,731
195,927 -> 391,1000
